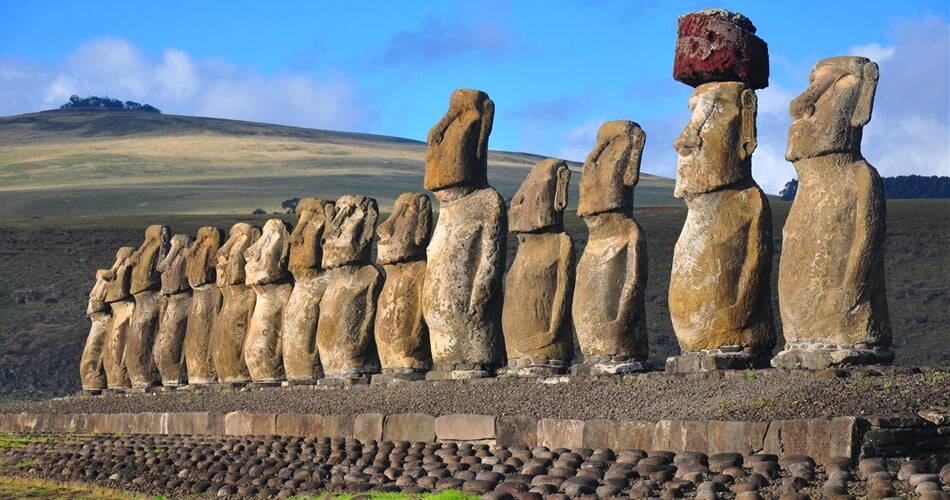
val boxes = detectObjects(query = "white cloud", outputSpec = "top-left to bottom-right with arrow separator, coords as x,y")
557,117 -> 605,162
848,42 -> 895,63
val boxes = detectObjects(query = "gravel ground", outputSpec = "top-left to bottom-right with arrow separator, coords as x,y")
3,366 -> 948,421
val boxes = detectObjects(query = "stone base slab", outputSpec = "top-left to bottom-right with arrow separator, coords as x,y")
371,372 -> 427,384
666,351 -> 771,373
771,345 -> 895,370
572,360 -> 651,376
426,369 -> 492,380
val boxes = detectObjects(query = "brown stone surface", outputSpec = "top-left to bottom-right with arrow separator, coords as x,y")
503,159 -> 575,364
287,198 -> 335,278
185,226 -> 223,288
243,219 -> 292,382
583,419 -> 618,449
182,284 -> 220,384
383,413 -> 436,443
79,269 -> 112,390
129,225 -> 170,295
375,193 -> 432,372
317,196 -> 383,377
673,9 -> 769,89
125,225 -> 171,388
159,234 -> 193,296
573,121 -> 648,363
103,299 -> 133,389
434,414 -> 496,442
776,56 -> 891,368
153,234 -> 193,386
353,413 -> 384,443
670,81 -> 775,353
210,223 -> 261,383
424,89 -> 494,191
497,415 -> 538,448
538,418 -> 585,449
224,411 -> 276,436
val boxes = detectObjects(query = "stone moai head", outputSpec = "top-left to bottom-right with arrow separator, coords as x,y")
130,224 -> 171,295
216,223 -> 262,286
288,198 -> 336,276
88,268 -> 111,315
786,56 -> 879,162
159,234 -> 194,295
185,226 -> 224,288
376,192 -> 432,265
322,195 -> 379,270
577,120 -> 646,217
424,89 -> 494,192
244,218 -> 292,286
673,81 -> 758,198
104,246 -> 135,303
509,158 -> 571,233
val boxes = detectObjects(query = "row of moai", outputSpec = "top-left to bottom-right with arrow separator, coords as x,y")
79,9 -> 892,391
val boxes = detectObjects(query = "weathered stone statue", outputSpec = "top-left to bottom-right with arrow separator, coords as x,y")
283,198 -> 335,383
79,268 -> 112,391
182,226 -> 224,385
153,234 -> 194,387
317,195 -> 384,379
374,192 -> 433,379
210,223 -> 261,383
244,219 -> 293,383
573,121 -> 650,375
667,9 -> 775,373
102,247 -> 134,389
422,89 -> 507,379
773,56 -> 893,369
502,159 -> 575,375
125,224 -> 171,388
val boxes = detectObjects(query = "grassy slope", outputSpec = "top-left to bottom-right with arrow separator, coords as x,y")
0,109 -> 677,218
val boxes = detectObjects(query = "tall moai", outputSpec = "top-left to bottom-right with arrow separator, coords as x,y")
422,89 -> 507,379
502,159 -> 575,376
125,224 -> 171,388
667,9 -> 775,372
283,198 -> 335,383
79,268 -> 113,391
772,56 -> 893,369
374,192 -> 433,380
573,120 -> 650,375
244,219 -> 293,383
182,226 -> 224,385
317,195 -> 384,379
102,247 -> 135,389
153,234 -> 194,387
210,223 -> 261,384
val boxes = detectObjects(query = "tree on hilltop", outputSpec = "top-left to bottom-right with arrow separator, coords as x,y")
59,95 -> 161,113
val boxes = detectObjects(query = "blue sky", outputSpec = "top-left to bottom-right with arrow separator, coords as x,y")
1,0 -> 947,194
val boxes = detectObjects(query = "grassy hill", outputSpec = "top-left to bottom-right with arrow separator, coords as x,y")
0,109 -> 678,218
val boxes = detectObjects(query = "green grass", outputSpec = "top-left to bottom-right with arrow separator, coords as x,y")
0,476 -> 145,499
292,490 -> 478,500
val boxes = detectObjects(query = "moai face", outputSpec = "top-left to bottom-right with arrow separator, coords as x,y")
673,81 -> 757,198
322,195 -> 378,270
577,120 -> 645,217
244,218 -> 291,286
87,268 -> 111,315
130,224 -> 171,295
104,246 -> 135,303
509,159 -> 571,233
216,223 -> 262,286
159,234 -> 194,295
786,56 -> 878,162
377,192 -> 432,265
185,226 -> 224,288
424,89 -> 494,192
288,198 -> 335,275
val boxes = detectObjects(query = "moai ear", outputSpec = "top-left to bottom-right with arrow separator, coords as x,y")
476,97 -> 495,166
623,126 -> 646,187
554,166 -> 571,213
413,195 -> 433,247
739,88 -> 758,161
358,198 -> 379,251
852,61 -> 879,128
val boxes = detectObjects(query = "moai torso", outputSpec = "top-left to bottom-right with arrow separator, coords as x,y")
422,89 -> 507,375
375,192 -> 433,374
103,247 -> 134,389
572,121 -> 650,372
80,268 -> 112,390
317,195 -> 383,377
125,224 -> 170,388
283,198 -> 335,383
243,219 -> 292,383
182,226 -> 224,384
154,234 -> 194,386
211,223 -> 260,383
502,159 -> 575,371
775,56 -> 891,368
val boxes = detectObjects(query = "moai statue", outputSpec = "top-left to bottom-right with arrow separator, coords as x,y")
317,195 -> 384,379
182,226 -> 224,385
667,9 -> 775,373
502,159 -> 575,376
79,268 -> 112,391
152,234 -> 194,387
283,198 -> 335,384
244,219 -> 293,384
374,192 -> 433,380
422,89 -> 507,379
125,224 -> 171,388
573,121 -> 650,375
102,247 -> 134,389
210,222 -> 261,383
772,56 -> 893,369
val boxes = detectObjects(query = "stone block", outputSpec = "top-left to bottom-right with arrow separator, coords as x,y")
682,421 -> 709,453
762,420 -> 782,455
224,411 -> 277,436
322,414 -> 354,439
617,420 -> 654,452
497,415 -> 538,448
166,412 -> 218,435
652,420 -> 679,452
584,419 -> 618,449
276,414 -> 325,437
673,9 -> 769,89
805,419 -> 831,461
538,418 -> 585,449
434,414 -> 496,442
353,413 -> 384,443
707,421 -> 767,456
384,413 -> 436,443
105,413 -> 132,434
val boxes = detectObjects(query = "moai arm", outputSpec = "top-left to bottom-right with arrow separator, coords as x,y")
844,165 -> 885,308
613,226 -> 647,332
548,234 -> 575,338
469,200 -> 505,321
358,266 -> 384,352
